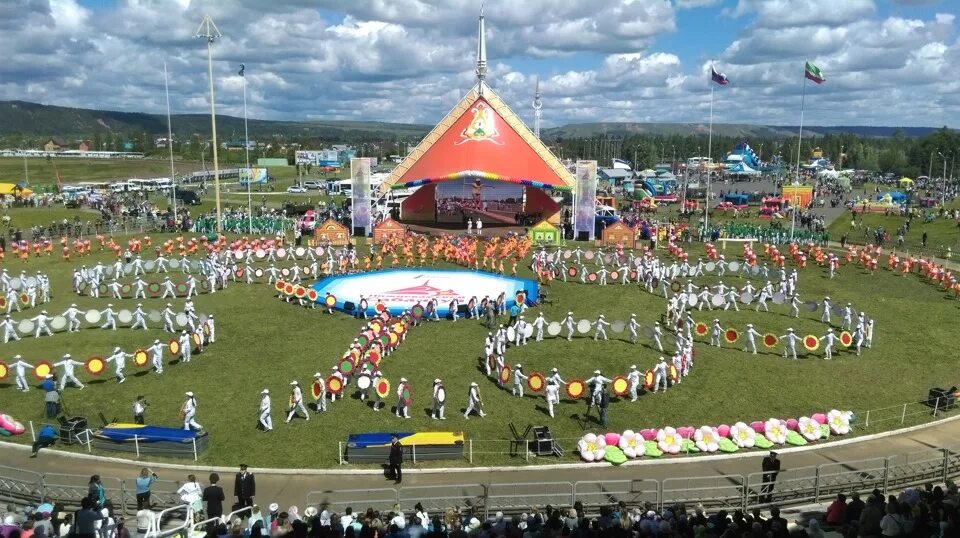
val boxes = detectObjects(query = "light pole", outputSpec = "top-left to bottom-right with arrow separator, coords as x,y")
240,63 -> 252,234
838,144 -> 844,171
195,14 -> 223,233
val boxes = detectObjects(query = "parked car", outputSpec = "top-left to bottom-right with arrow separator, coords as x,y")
174,189 -> 202,205
303,181 -> 323,190
287,185 -> 308,194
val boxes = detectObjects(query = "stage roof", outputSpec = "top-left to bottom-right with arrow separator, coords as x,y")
380,84 -> 575,193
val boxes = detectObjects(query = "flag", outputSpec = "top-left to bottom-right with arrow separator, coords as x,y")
804,61 -> 825,84
711,66 -> 729,85
238,64 -> 245,77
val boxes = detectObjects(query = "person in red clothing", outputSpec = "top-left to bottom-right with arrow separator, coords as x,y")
825,493 -> 848,526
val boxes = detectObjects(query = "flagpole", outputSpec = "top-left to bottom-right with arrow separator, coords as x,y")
242,66 -> 252,235
705,83 -> 714,236
164,62 -> 178,225
792,73 -> 807,241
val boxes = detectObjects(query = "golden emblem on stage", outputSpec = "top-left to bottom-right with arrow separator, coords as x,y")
457,102 -> 502,145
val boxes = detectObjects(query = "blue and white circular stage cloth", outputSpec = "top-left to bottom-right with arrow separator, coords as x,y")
310,268 -> 539,316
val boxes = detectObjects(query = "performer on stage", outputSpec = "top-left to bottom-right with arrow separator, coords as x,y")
431,379 -> 446,420
395,378 -> 411,419
100,304 -> 117,331
593,315 -> 609,341
131,304 -> 148,330
2,315 -> 19,343
63,303 -> 82,332
512,365 -> 529,397
627,365 -> 641,401
285,381 -> 309,422
653,357 -> 668,393
181,391 -> 202,431
179,331 -> 192,363
10,355 -> 32,392
780,328 -> 800,360
464,382 -> 485,418
32,310 -> 53,338
822,328 -> 837,360
106,346 -> 132,384
564,311 -> 575,341
55,354 -> 85,390
744,324 -> 761,355
148,339 -> 164,374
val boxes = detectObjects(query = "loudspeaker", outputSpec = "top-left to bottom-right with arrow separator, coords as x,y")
528,426 -> 556,456
927,387 -> 957,411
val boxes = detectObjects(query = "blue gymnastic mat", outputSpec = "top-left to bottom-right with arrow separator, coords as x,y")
98,424 -> 203,443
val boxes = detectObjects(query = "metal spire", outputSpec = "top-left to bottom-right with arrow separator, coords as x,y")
475,6 -> 487,90
195,14 -> 223,232
532,77 -> 542,139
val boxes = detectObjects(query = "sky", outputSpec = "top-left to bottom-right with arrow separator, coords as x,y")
0,0 -> 958,129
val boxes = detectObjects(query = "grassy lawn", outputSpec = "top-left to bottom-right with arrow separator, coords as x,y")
826,203 -> 960,258
0,227 -> 957,468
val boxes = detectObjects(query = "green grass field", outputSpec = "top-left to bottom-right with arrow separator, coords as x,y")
0,230 -> 957,468
826,198 -> 960,257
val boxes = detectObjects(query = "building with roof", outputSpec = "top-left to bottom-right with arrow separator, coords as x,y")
379,10 -> 574,227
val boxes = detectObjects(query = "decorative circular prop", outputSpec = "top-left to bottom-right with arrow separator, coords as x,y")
499,364 -> 512,384
133,349 -> 148,367
0,362 -> 7,380
577,319 -> 591,334
326,376 -> 344,394
356,374 -> 372,390
587,272 -> 598,283
612,376 -> 629,396
724,329 -> 739,343
17,319 -> 34,335
34,361 -> 53,380
763,333 -> 778,348
400,384 -> 412,406
803,335 -> 820,351
643,369 -> 654,389
567,266 -> 578,278
839,331 -> 853,347
376,378 -> 391,399
565,379 -> 585,399
338,358 -> 355,376
527,372 -> 545,392
694,323 -> 708,337
118,309 -> 133,324
325,294 -> 337,308
311,381 -> 323,399
547,321 -> 561,336
169,339 -> 181,356
85,357 -> 106,376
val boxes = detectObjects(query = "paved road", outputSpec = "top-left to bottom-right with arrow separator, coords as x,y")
5,415 -> 958,510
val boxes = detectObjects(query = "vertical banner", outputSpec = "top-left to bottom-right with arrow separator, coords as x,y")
351,158 -> 372,236
574,160 -> 598,240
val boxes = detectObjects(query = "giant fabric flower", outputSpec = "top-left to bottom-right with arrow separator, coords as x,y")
694,426 -> 720,453
618,430 -> 644,459
798,416 -> 822,441
827,409 -> 851,435
578,433 -> 606,462
729,421 -> 756,448
657,427 -> 682,455
764,418 -> 788,444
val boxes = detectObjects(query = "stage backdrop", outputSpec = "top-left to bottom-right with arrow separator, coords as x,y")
351,158 -> 372,235
574,160 -> 598,240
435,178 -> 523,224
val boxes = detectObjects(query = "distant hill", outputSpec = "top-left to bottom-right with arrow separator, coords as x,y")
0,100 -> 947,141
0,100 -> 431,140
540,122 -> 946,139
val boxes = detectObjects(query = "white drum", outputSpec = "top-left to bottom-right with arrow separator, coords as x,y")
169,259 -> 181,269
124,263 -> 134,274
277,248 -> 287,258
705,262 -> 716,272
254,268 -> 264,278
234,251 -> 245,261
314,246 -> 325,256
256,249 -> 266,259
175,313 -> 188,328
577,319 -> 591,334
711,294 -> 725,307
603,254 -> 613,264
562,249 -> 572,259
772,293 -> 785,305
85,309 -> 102,324
356,375 -> 372,390
8,277 -> 21,290
50,316 -> 67,331
18,319 -> 34,335
144,260 -> 156,271
687,267 -> 697,277
104,266 -> 114,277
687,295 -> 698,307
728,261 -> 741,272
506,326 -> 517,342
25,276 -> 38,288
523,324 -> 534,338
751,265 -> 762,275
118,309 -> 133,324
584,250 -> 595,260
611,321 -> 625,333
547,321 -> 561,336
148,310 -> 162,323
295,247 -> 306,258
740,292 -> 754,304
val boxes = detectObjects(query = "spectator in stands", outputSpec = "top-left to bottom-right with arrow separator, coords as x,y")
134,469 -> 157,510
859,494 -> 884,537
135,507 -> 154,537
33,514 -> 53,538
825,493 -> 848,526
75,498 -> 99,538
58,514 -> 72,538
846,492 -> 865,525
203,473 -> 225,521
87,477 -> 105,511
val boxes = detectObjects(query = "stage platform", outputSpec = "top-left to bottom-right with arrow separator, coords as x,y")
311,268 -> 538,317
344,431 -> 465,463
91,423 -> 208,458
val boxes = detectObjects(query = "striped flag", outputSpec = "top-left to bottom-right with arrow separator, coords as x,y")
804,61 -> 825,84
711,66 -> 729,85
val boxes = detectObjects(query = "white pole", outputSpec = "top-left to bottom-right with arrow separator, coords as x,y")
23,156 -> 28,184
705,84 -> 714,236
792,75 -> 808,242
164,62 -> 178,224
202,29 -> 223,233
242,68 -> 252,235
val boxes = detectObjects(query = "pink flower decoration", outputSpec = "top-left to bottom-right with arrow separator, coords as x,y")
750,420 -> 765,433
677,426 -> 696,439
604,432 -> 621,446
640,428 -> 658,441
716,424 -> 731,438
786,418 -> 799,431
812,413 -> 827,425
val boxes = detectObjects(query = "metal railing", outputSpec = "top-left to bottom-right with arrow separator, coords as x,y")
304,445 -> 960,519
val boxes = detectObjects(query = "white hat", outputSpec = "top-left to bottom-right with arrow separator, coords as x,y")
515,364 -> 522,368
137,303 -> 142,307
114,346 -> 122,352
64,353 -> 71,358
400,377 -> 407,382
290,381 -> 299,385
470,382 -> 478,387
269,503 -> 279,512
167,303 -> 172,307
107,304 -> 113,307
262,389 -> 270,394
304,506 -> 319,518
314,372 -> 323,378
551,367 -> 558,372
788,328 -> 794,331
599,314 -> 605,317
747,324 -> 753,327
567,311 -> 573,315
185,391 -> 194,396
594,369 -> 601,374
434,378 -> 441,383
631,313 -> 636,317
154,339 -> 160,344
630,365 -> 637,369
71,303 -> 77,307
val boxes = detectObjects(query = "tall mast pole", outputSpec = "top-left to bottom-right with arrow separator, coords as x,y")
532,77 -> 542,140
196,15 -> 223,233
164,62 -> 178,224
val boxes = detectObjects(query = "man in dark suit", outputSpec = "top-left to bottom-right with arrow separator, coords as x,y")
388,435 -> 403,484
760,451 -> 781,503
234,464 -> 256,509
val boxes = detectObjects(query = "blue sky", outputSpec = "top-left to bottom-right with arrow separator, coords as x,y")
1,0 -> 958,127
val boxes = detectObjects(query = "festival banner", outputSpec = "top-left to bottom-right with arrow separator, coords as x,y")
238,167 -> 268,186
573,160 -> 598,240
351,158 -> 372,236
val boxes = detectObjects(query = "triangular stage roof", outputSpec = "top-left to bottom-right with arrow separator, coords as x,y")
380,83 -> 575,193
